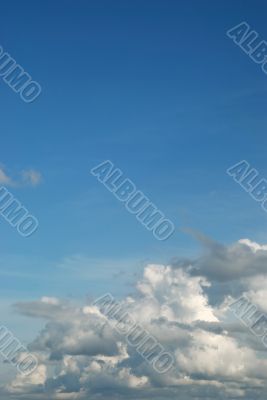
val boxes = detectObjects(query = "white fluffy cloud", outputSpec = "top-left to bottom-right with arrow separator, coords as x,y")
3,238 -> 267,399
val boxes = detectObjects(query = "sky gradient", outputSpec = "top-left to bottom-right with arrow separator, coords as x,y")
0,1 -> 267,399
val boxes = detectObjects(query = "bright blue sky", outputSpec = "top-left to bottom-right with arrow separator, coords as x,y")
1,0 -> 267,337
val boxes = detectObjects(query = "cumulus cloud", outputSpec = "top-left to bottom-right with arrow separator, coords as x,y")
185,236 -> 267,282
3,238 -> 267,399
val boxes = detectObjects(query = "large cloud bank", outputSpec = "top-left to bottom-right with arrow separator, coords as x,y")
2,238 -> 267,399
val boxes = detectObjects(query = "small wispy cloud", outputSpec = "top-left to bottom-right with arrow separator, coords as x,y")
21,169 -> 42,186
0,165 -> 42,188
0,168 -> 13,186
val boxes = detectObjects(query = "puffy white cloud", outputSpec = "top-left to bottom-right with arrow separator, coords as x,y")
134,264 -> 217,323
3,239 -> 267,399
7,364 -> 47,394
188,236 -> 267,282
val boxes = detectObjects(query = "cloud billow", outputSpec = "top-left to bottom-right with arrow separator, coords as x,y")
4,238 -> 267,399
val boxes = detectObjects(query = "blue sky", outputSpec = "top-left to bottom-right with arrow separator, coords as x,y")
1,1 -> 267,388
